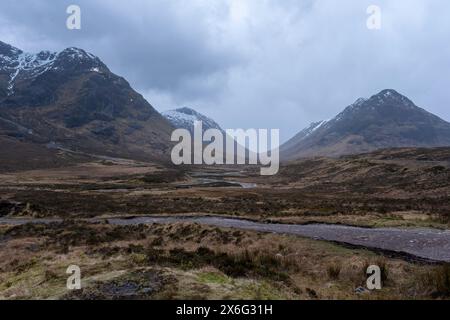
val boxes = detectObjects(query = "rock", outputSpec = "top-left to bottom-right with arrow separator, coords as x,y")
355,286 -> 370,294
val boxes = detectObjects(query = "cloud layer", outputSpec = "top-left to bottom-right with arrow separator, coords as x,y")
1,0 -> 450,141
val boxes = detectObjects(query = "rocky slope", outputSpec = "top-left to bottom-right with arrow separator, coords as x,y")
0,40 -> 174,164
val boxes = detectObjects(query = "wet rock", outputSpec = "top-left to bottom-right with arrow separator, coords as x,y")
306,288 -> 318,299
355,286 -> 370,294
63,270 -> 170,300
0,201 -> 26,217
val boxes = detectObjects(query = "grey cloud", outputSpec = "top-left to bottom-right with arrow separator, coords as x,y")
1,0 -> 450,142
0,0 -> 240,96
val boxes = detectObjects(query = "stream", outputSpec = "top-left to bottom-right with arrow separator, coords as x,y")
1,216 -> 449,262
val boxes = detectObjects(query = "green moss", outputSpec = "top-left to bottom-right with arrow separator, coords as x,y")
197,272 -> 231,285
235,281 -> 290,300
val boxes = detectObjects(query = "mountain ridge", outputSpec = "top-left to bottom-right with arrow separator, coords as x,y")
281,89 -> 450,160
162,107 -> 222,134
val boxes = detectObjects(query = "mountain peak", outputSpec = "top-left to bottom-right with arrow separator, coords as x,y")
174,107 -> 199,116
0,41 -> 108,96
367,89 -> 415,108
339,90 -> 416,118
54,47 -> 105,72
281,90 -> 450,160
162,107 -> 222,133
58,47 -> 97,61
378,89 -> 401,96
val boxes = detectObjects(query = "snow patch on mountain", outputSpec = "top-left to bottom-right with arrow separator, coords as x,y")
299,120 -> 329,140
5,51 -> 58,95
162,107 -> 222,133
0,42 -> 103,95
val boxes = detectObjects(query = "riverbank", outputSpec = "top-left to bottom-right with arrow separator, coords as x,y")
1,215 -> 449,262
1,219 -> 449,300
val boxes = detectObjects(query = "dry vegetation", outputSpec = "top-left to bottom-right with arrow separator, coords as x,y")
0,221 -> 448,300
0,147 -> 449,299
1,148 -> 449,229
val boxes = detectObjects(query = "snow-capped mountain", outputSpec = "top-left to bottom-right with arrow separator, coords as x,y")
281,89 -> 450,160
162,107 -> 222,134
0,40 -> 173,163
0,41 -> 106,96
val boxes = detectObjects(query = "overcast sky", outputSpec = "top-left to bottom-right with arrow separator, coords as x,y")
1,0 -> 449,142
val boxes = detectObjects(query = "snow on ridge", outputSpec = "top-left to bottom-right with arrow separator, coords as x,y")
297,120 -> 329,141
3,51 -> 58,95
1,45 -> 100,95
163,109 -> 198,125
59,47 -> 98,61
354,97 -> 367,106
311,120 -> 328,132
332,97 -> 369,122
162,107 -> 222,132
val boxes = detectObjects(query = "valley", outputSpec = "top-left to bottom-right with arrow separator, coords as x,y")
1,40 -> 450,301
0,147 -> 449,299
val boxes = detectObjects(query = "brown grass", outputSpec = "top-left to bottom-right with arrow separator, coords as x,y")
327,263 -> 342,280
418,263 -> 450,298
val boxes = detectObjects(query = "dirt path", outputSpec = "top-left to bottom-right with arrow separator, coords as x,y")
1,216 -> 449,262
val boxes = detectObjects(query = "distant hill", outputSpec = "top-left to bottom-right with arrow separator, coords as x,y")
162,107 -> 222,134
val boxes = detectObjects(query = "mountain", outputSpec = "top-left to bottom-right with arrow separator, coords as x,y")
162,107 -> 256,164
0,41 -> 174,164
162,107 -> 222,134
281,89 -> 450,160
